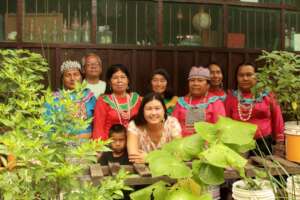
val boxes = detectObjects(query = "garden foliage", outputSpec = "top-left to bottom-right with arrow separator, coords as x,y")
0,49 -> 130,200
130,116 -> 258,200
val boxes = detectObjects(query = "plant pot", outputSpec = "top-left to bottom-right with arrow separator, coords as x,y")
286,175 -> 300,200
285,121 -> 300,163
232,180 -> 275,200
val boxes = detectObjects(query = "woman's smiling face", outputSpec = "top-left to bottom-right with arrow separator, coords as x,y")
143,99 -> 165,125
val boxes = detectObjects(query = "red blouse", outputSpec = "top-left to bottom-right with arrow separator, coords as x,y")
92,92 -> 142,140
225,90 -> 284,142
172,92 -> 226,137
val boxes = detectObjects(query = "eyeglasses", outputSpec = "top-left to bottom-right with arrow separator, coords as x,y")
85,63 -> 100,67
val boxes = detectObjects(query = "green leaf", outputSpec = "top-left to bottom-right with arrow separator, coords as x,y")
225,140 -> 256,153
198,163 -> 224,185
130,181 -> 169,200
217,116 -> 257,146
146,150 -> 192,179
162,134 -> 205,161
194,122 -> 218,143
200,144 -> 247,173
166,189 -> 210,200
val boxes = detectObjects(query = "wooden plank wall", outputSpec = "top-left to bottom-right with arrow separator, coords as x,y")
0,46 -> 261,96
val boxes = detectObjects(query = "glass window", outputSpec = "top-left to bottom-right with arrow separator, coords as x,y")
24,0 -> 91,43
285,11 -> 300,50
0,0 -> 17,42
163,3 -> 223,47
229,6 -> 280,49
285,11 -> 300,32
97,0 -> 157,45
283,0 -> 298,6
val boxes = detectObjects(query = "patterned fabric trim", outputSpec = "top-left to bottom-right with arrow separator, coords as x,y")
219,94 -> 227,102
53,89 -> 94,103
178,95 -> 220,109
164,96 -> 178,109
103,92 -> 139,110
232,90 -> 269,104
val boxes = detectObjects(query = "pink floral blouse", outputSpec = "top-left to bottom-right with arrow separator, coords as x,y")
127,116 -> 181,153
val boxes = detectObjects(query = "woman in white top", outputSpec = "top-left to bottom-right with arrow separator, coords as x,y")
127,92 -> 181,163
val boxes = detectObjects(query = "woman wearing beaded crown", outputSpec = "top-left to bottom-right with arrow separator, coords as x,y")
225,63 -> 284,156
92,64 -> 142,140
172,66 -> 226,137
45,60 -> 96,139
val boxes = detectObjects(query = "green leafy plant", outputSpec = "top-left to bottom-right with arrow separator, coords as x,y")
130,116 -> 259,200
255,50 -> 300,123
0,49 -> 130,200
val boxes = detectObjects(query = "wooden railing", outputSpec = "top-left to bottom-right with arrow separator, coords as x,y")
86,156 -> 300,186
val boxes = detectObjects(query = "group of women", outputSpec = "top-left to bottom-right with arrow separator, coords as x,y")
51,58 -> 285,163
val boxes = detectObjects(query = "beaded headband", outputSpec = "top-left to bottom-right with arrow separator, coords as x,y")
60,60 -> 81,74
188,66 -> 210,80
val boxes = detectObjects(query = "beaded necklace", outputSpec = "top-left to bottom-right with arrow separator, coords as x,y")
237,90 -> 254,121
112,93 -> 131,125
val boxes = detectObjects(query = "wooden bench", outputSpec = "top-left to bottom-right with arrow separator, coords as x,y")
87,156 -> 300,186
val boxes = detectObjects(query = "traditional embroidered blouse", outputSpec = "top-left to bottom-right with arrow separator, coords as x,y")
225,90 -> 284,142
164,96 -> 178,115
44,88 -> 96,136
172,92 -> 226,137
209,88 -> 227,102
92,92 -> 142,140
127,116 -> 181,153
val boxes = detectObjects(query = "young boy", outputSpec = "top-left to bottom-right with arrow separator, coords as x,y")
99,124 -> 130,165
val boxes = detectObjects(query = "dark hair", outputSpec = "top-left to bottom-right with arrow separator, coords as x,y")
108,124 -> 127,138
208,63 -> 223,75
133,92 -> 168,127
149,68 -> 174,99
234,62 -> 256,89
105,64 -> 132,94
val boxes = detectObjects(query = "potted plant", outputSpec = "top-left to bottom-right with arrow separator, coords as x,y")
286,175 -> 300,200
255,50 -> 300,163
130,116 -> 278,200
0,49 -> 130,200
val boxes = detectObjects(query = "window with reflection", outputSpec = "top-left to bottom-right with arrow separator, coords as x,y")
0,0 -> 17,42
24,0 -> 91,43
229,7 -> 280,49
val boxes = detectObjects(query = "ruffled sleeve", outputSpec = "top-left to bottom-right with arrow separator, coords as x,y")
92,96 -> 109,140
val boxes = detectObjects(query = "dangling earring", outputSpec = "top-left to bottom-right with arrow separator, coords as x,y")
127,85 -> 130,93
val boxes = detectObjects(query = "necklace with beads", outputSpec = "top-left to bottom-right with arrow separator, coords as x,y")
112,93 -> 131,125
237,90 -> 254,121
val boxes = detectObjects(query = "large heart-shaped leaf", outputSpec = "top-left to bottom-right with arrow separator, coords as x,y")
194,122 -> 218,143
146,150 -> 192,179
216,116 -> 257,146
225,140 -> 256,153
162,134 -> 205,161
130,181 -> 169,200
200,144 -> 247,172
192,160 -> 224,185
198,163 -> 224,185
